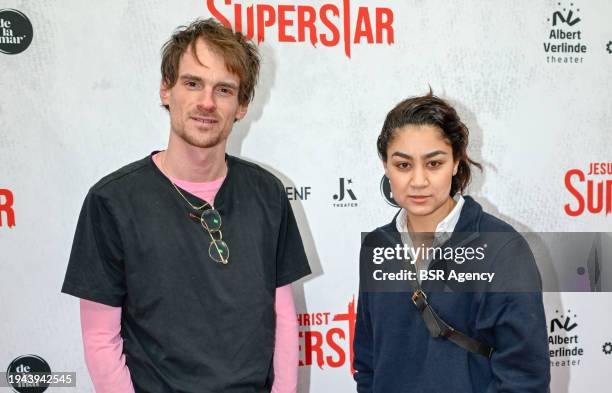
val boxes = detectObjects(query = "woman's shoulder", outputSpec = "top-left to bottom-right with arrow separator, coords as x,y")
479,211 -> 517,233
461,195 -> 518,234
360,214 -> 401,249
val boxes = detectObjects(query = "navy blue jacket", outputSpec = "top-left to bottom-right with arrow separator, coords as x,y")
353,196 -> 550,393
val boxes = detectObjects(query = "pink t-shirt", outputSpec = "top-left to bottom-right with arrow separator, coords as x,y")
79,153 -> 299,393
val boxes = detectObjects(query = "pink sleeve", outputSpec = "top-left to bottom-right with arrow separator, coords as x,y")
271,285 -> 299,393
80,299 -> 135,393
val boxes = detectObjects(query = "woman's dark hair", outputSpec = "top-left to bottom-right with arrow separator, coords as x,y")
377,90 -> 482,196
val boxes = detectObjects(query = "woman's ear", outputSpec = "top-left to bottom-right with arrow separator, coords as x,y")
453,160 -> 460,176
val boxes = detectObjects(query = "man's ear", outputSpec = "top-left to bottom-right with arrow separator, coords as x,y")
160,81 -> 170,107
383,160 -> 389,177
235,103 -> 248,121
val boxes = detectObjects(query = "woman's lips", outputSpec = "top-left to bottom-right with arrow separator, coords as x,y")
408,195 -> 430,203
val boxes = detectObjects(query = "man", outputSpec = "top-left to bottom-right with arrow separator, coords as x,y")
62,18 -> 311,393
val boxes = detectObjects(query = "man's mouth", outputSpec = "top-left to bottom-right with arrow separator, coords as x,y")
190,116 -> 218,124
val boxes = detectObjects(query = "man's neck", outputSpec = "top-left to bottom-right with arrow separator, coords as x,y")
161,133 -> 228,182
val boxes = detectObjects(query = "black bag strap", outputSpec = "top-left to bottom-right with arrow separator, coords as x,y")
375,228 -> 494,358
410,288 -> 494,358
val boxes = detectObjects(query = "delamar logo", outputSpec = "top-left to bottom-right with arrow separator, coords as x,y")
0,9 -> 33,55
6,355 -> 51,393
543,2 -> 587,64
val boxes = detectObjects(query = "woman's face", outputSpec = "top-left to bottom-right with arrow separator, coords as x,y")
384,124 -> 459,223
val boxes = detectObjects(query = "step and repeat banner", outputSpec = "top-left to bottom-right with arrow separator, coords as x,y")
1,0 -> 611,392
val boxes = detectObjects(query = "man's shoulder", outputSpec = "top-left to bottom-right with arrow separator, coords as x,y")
229,155 -> 285,192
89,156 -> 152,196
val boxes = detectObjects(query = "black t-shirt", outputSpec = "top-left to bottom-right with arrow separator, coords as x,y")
62,153 -> 311,393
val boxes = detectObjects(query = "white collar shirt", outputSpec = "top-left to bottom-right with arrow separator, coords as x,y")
395,194 -> 465,278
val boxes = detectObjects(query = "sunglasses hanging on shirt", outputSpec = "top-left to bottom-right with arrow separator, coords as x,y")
161,155 -> 230,265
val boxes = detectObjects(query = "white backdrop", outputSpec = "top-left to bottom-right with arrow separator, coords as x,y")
1,0 -> 611,391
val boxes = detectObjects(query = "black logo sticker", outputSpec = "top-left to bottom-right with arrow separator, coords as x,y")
6,355 -> 51,393
0,9 -> 33,55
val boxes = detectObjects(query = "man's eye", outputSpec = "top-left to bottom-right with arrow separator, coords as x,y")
397,162 -> 411,169
217,87 -> 233,95
185,81 -> 199,88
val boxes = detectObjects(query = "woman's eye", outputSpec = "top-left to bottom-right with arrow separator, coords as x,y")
398,162 -> 410,169
428,161 -> 442,168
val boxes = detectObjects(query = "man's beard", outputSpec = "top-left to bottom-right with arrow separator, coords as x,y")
179,127 -> 225,148
173,116 -> 229,149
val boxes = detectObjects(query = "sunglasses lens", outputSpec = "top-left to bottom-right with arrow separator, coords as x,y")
209,240 -> 229,264
201,209 -> 222,231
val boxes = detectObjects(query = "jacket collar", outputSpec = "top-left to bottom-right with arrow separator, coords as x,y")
453,195 -> 482,233
384,195 -> 483,246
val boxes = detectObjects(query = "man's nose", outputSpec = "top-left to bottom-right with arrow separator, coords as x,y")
197,88 -> 216,112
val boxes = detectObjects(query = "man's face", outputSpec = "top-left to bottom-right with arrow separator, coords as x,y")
384,124 -> 459,221
160,39 -> 247,149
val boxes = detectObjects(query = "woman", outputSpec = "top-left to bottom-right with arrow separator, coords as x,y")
353,92 -> 550,393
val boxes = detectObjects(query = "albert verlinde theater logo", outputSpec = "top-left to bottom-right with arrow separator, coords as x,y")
543,2 -> 587,64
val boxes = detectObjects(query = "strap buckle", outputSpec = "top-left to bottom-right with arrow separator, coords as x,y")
411,289 -> 426,306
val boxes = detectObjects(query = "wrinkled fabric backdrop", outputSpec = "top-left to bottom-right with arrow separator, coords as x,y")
1,1 -> 611,391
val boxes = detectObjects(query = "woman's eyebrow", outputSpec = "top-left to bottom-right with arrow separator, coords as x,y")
391,150 -> 448,159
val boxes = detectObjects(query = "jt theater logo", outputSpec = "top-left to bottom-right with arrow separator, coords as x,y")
0,9 -> 33,55
0,189 -> 16,228
549,309 -> 584,367
564,162 -> 612,217
333,178 -> 357,207
206,0 -> 395,58
298,297 -> 356,373
543,2 -> 587,64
